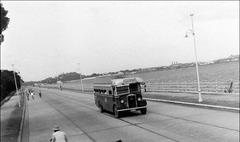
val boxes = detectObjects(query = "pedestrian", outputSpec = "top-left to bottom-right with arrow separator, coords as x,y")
228,81 -> 233,93
49,125 -> 68,142
144,84 -> 147,92
39,90 -> 42,98
224,81 -> 234,93
30,91 -> 34,100
25,89 -> 30,100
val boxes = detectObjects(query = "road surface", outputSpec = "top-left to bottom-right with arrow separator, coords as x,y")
22,88 -> 239,142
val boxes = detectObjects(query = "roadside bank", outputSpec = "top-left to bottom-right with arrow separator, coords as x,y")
143,92 -> 239,111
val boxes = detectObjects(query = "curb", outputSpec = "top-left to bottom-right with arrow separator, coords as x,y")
17,94 -> 26,142
144,98 -> 240,112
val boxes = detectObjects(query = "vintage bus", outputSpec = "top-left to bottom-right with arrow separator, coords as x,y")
93,76 -> 147,118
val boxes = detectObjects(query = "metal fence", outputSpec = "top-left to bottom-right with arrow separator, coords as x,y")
145,81 -> 239,95
42,81 -> 239,95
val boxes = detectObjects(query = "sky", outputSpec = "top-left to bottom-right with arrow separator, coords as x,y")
1,1 -> 239,81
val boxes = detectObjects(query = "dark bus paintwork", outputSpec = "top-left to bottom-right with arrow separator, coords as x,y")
94,77 -> 147,118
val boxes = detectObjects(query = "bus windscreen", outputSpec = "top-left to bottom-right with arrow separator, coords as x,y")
116,86 -> 129,95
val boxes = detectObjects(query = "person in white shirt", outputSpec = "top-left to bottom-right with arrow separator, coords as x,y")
50,125 -> 68,142
30,91 -> 34,100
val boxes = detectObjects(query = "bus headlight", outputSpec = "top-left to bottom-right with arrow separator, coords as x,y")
120,100 -> 124,103
137,97 -> 141,101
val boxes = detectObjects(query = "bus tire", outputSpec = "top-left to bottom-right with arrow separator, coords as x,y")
100,105 -> 104,113
141,108 -> 147,114
113,106 -> 119,118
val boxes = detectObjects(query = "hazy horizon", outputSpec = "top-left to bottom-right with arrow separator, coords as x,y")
1,1 -> 239,81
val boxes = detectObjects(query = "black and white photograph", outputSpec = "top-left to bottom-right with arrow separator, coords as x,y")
1,1 -> 239,142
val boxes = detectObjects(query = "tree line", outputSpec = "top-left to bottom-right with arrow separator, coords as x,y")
38,72 -> 101,84
1,70 -> 22,101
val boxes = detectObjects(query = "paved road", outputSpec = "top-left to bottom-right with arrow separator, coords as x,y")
23,88 -> 239,142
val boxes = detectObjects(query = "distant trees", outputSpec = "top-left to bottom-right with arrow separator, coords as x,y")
39,72 -> 81,84
58,72 -> 81,82
22,81 -> 37,86
37,72 -> 103,84
87,73 -> 101,78
1,3 -> 10,44
40,77 -> 57,84
1,70 -> 22,101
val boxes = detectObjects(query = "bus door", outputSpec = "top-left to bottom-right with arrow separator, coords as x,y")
100,89 -> 107,110
95,87 -> 106,109
94,88 -> 102,108
104,87 -> 114,112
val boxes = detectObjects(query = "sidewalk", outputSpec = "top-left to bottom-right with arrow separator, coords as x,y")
143,91 -> 239,109
1,94 -> 24,142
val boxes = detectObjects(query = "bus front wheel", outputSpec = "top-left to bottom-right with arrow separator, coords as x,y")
99,104 -> 104,113
141,108 -> 147,114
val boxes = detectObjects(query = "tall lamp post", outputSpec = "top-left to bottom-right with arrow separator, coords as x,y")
77,63 -> 84,93
185,13 -> 203,102
12,64 -> 21,107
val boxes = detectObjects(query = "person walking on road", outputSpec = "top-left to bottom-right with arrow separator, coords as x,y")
30,91 -> 34,100
25,89 -> 30,100
38,90 -> 42,98
144,83 -> 147,92
50,125 -> 68,142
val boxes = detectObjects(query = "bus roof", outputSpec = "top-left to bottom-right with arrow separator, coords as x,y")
93,76 -> 144,86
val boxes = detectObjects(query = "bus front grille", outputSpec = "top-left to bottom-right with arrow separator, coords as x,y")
128,95 -> 136,108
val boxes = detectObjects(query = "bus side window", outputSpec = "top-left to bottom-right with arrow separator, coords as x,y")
112,87 -> 116,96
100,90 -> 106,95
109,90 -> 112,95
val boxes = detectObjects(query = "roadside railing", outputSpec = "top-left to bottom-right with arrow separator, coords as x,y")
40,81 -> 239,95
145,81 -> 239,95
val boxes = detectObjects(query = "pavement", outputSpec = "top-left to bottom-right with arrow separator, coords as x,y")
1,95 -> 23,142
20,88 -> 239,142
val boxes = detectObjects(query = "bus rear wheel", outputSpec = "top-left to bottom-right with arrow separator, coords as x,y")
99,105 -> 104,113
141,108 -> 147,114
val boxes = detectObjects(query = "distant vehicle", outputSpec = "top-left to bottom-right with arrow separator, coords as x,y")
93,76 -> 147,118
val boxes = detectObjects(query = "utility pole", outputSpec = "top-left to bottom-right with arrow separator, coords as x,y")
12,64 -> 21,107
185,13 -> 203,102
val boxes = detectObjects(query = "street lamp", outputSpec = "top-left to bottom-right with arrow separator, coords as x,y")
77,63 -> 84,93
185,13 -> 203,103
12,64 -> 21,107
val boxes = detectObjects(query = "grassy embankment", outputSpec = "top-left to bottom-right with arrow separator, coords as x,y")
45,61 -> 239,107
